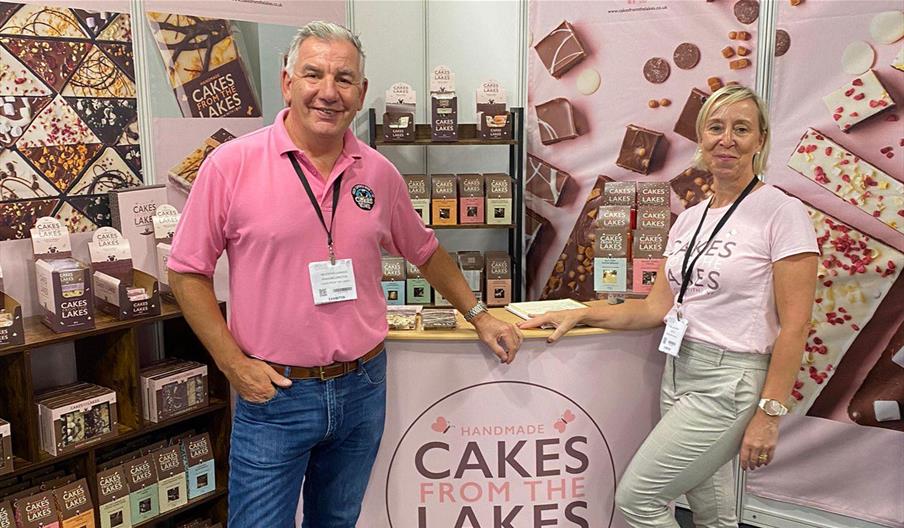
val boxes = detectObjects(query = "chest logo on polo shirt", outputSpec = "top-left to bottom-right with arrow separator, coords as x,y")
351,184 -> 375,210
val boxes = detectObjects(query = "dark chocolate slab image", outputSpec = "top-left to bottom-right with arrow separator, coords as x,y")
98,42 -> 134,81
67,97 -> 137,145
71,9 -> 115,38
114,144 -> 141,175
0,196 -> 55,240
0,36 -> 90,93
20,143 -> 103,192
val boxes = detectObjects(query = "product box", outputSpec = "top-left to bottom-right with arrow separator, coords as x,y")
383,82 -> 416,142
124,455 -> 159,525
632,229 -> 669,294
636,181 -> 670,207
140,360 -> 209,423
637,206 -> 671,231
380,257 -> 406,306
97,465 -> 132,528
109,185 -> 169,275
430,65 -> 458,141
14,490 -> 59,528
476,80 -> 512,140
602,181 -> 637,230
386,306 -> 419,330
457,252 -> 485,302
152,446 -> 187,513
593,228 -> 630,293
431,174 -> 458,225
152,205 -> 179,301
0,265 -> 24,348
52,478 -> 94,528
31,218 -> 95,333
0,419 -> 10,476
36,383 -> 118,456
458,174 -> 485,224
0,500 -> 13,528
403,175 -> 431,226
484,173 -> 513,225
181,433 -> 215,500
596,205 -> 632,230
422,309 -> 458,329
405,261 -> 432,305
485,252 -> 512,307
89,227 -> 161,320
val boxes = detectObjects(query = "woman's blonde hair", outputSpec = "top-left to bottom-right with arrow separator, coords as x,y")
691,84 -> 770,175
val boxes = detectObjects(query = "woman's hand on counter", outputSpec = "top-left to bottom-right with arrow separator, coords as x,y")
471,312 -> 524,364
518,308 -> 588,343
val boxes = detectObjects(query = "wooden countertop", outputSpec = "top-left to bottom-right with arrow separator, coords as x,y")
386,306 -> 610,341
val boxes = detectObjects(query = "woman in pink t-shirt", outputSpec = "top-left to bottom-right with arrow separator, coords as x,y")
521,85 -> 818,528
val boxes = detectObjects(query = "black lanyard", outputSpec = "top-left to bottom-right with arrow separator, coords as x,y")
678,176 -> 759,307
289,153 -> 343,264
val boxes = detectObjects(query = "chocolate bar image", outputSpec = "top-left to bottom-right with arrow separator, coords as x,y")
168,128 -> 236,192
848,320 -> 904,431
535,98 -> 579,145
533,20 -> 586,78
670,166 -> 713,209
616,124 -> 665,175
674,88 -> 709,143
526,154 -> 570,206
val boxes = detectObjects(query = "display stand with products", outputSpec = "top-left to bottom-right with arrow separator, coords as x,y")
0,301 -> 231,526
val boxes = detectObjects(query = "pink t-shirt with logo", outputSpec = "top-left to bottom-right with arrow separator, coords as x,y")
168,108 -> 439,366
663,184 -> 818,354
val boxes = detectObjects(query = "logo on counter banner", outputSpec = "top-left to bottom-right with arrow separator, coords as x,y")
386,381 -> 616,527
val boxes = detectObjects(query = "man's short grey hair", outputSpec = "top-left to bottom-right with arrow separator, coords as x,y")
284,21 -> 366,77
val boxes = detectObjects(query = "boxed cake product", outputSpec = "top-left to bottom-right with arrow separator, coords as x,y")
109,185 -> 169,274
421,309 -> 458,330
484,173 -> 513,225
181,433 -> 215,500
124,455 -> 159,525
403,175 -> 430,226
36,383 -> 118,456
156,243 -> 172,302
632,229 -> 668,294
0,418 -> 10,476
14,490 -> 59,528
52,478 -> 94,528
146,13 -> 261,118
386,306 -> 418,331
97,465 -> 132,528
476,80 -> 511,140
153,204 -> 181,301
485,252 -> 512,307
31,217 -> 95,333
152,446 -> 187,513
458,252 -> 485,302
168,129 -> 236,193
431,174 -> 458,225
458,174 -> 485,224
405,261 -> 431,305
430,65 -> 457,141
140,360 -> 209,423
593,228 -> 630,293
383,82 -> 416,142
636,181 -> 670,207
89,227 -> 161,320
380,257 -> 406,306
637,206 -> 671,231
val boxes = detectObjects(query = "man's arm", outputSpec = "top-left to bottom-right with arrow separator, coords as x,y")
417,247 -> 523,363
169,270 -> 290,402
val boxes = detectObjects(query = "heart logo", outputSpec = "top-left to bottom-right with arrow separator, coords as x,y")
563,409 -> 575,422
431,416 -> 449,433
553,421 -> 566,433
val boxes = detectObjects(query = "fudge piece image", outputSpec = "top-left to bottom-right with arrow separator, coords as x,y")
526,154 -> 570,206
670,167 -> 714,209
674,88 -> 708,143
533,20 -> 586,78
848,321 -> 904,431
822,70 -> 896,132
788,128 -> 903,235
535,97 -> 579,145
616,124 -> 665,175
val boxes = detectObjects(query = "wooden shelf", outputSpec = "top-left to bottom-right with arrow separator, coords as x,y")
373,123 -> 517,145
430,223 -> 514,230
135,487 -> 227,527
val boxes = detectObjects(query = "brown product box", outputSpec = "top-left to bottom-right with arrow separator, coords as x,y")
458,174 -> 485,224
383,82 -> 416,142
0,500 -> 13,528
596,206 -> 632,230
484,173 -> 512,225
0,419 -> 10,476
476,80 -> 512,140
14,490 -> 59,528
633,229 -> 669,259
457,252 -> 485,302
380,257 -> 406,306
143,362 -> 209,423
38,384 -> 118,456
403,174 -> 430,226
53,478 -> 94,528
40,475 -> 76,492
124,455 -> 159,524
89,227 -> 161,321
602,181 -> 637,207
152,446 -> 187,513
182,433 -> 215,499
485,252 -> 511,307
405,261 -> 432,305
593,228 -> 631,294
637,206 -> 671,231
431,174 -> 458,225
0,292 -> 24,348
636,181 -> 671,207
31,217 -> 95,334
97,465 -> 131,528
430,65 -> 458,141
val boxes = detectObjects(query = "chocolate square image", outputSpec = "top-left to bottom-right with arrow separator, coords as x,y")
642,270 -> 657,285
414,287 -> 425,296
535,98 -> 579,145
167,486 -> 180,501
616,125 -> 666,175
534,20 -> 587,78
439,208 -> 450,219
494,288 -> 505,299
197,474 -> 208,487
494,208 -> 505,218
467,206 -> 478,217
110,511 -> 123,526
139,498 -> 151,513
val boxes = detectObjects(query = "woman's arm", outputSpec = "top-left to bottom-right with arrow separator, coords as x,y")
518,261 -> 675,342
740,252 -> 818,470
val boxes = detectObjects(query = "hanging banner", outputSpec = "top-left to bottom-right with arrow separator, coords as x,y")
143,0 -> 344,28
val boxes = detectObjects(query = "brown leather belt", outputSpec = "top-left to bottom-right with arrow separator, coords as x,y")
266,342 -> 384,381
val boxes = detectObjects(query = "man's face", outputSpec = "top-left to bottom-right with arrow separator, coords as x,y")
281,37 -> 368,145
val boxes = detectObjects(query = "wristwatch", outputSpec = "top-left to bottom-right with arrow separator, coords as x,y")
463,301 -> 488,323
758,398 -> 789,417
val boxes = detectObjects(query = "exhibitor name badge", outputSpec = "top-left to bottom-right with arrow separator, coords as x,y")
386,381 -> 616,527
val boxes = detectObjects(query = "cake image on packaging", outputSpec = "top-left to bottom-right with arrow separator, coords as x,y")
168,128 -> 236,193
146,12 -> 261,118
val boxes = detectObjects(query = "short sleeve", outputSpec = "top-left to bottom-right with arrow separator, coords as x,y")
168,154 -> 233,276
382,174 -> 439,266
767,199 -> 819,262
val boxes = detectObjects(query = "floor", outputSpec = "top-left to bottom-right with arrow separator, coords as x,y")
676,507 -> 757,527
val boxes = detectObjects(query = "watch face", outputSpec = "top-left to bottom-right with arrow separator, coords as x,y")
764,399 -> 785,415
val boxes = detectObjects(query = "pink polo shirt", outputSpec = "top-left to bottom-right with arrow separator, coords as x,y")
168,108 -> 439,366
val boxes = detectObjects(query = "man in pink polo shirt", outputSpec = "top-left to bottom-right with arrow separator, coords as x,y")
168,21 -> 522,528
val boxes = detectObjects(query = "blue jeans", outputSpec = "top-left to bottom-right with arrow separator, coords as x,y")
228,351 -> 387,528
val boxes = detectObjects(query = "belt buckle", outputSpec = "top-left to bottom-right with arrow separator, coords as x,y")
317,363 -> 347,381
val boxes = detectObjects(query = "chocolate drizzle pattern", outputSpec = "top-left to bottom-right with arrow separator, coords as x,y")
98,42 -> 134,81
147,13 -> 232,87
96,13 -> 130,43
0,36 -> 90,92
0,148 -> 56,200
69,146 -> 140,195
0,5 -> 87,39
62,46 -> 135,98
114,144 -> 141,175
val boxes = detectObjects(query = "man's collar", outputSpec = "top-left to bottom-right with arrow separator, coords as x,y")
274,108 -> 363,160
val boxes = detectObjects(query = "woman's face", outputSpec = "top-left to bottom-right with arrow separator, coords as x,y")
699,98 -> 764,178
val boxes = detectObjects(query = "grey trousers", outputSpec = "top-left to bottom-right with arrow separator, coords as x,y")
616,340 -> 770,528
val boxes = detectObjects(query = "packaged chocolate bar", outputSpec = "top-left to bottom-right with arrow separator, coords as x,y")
526,155 -> 570,207
476,80 -> 511,140
124,455 -> 158,524
90,227 -> 161,320
14,490 -> 59,528
146,13 -> 261,118
430,65 -> 457,141
109,185 -> 169,275
431,174 -> 458,225
386,306 -> 418,331
485,252 -> 511,307
403,174 -> 430,226
636,182 -> 670,207
421,309 -> 458,330
458,174 -> 485,224
380,257 -> 406,306
36,383 -> 117,456
141,360 -> 209,423
383,82 -> 416,142
152,446 -> 187,513
97,465 -> 132,528
52,478 -> 94,528
405,261 -> 431,305
181,433 -> 215,500
632,229 -> 668,294
533,20 -> 587,78
484,173 -> 512,225
457,251 -> 485,302
616,125 -> 665,175
0,418 -> 10,476
637,206 -> 671,231
593,228 -> 629,293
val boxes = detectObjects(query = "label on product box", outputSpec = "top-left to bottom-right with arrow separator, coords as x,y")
30,217 -> 71,258
152,205 -> 180,241
458,174 -> 484,224
633,258 -> 663,294
637,181 -> 670,206
594,257 -> 627,292
637,206 -> 670,230
404,175 -> 430,225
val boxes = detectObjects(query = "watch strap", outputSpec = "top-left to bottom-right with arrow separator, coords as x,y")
463,301 -> 488,322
